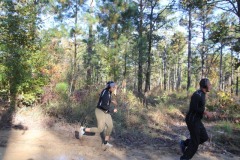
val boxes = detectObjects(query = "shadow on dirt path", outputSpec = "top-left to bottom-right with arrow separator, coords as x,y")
0,100 -> 29,160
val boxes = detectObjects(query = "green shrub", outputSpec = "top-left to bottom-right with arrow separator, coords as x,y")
159,92 -> 169,103
188,87 -> 196,94
0,89 -> 8,101
217,91 -> 233,106
55,82 -> 68,100
215,121 -> 233,135
22,93 -> 36,106
176,91 -> 187,100
55,82 -> 68,94
168,105 -> 177,113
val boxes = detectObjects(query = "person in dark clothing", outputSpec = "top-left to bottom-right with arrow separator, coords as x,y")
180,78 -> 214,160
79,81 -> 118,148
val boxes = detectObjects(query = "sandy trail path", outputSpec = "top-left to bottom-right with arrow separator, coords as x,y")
0,128 -> 239,160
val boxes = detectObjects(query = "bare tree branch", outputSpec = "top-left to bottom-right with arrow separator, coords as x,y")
227,0 -> 238,14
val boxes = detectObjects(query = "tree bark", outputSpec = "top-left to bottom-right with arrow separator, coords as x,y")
87,24 -> 93,85
124,50 -> 127,79
237,0 -> 240,21
163,48 -> 167,91
219,43 -> 223,91
145,1 -> 154,92
177,53 -> 181,90
168,70 -> 171,91
113,23 -> 118,82
236,76 -> 239,96
231,48 -> 234,94
69,0 -> 78,95
138,0 -> 144,93
201,7 -> 206,78
187,7 -> 192,92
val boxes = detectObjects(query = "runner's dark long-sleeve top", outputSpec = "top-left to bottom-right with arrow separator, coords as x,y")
187,89 -> 206,120
97,89 -> 114,113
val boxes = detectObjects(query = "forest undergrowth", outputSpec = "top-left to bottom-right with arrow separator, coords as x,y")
0,86 -> 240,156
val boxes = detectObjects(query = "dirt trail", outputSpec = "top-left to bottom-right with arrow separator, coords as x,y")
0,128 -> 239,160
0,107 -> 239,160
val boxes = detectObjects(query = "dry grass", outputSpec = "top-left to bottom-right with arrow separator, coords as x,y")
5,87 -> 239,156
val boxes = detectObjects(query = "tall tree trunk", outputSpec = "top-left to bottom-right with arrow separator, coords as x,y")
69,1 -> 78,95
163,48 -> 167,91
158,62 -> 162,88
201,7 -> 206,78
237,0 -> 240,23
87,24 -> 93,85
187,7 -> 192,92
231,48 -> 234,94
96,66 -> 99,83
234,0 -> 240,95
133,50 -> 137,89
168,70 -> 171,91
219,43 -> 223,91
172,69 -> 175,91
177,53 -> 181,90
236,76 -> 239,96
174,65 -> 177,91
113,23 -> 118,82
9,81 -> 17,109
134,59 -> 137,90
138,0 -> 144,93
222,61 -> 225,90
124,51 -> 127,78
145,0 -> 154,92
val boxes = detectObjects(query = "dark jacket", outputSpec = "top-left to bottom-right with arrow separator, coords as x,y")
97,88 -> 114,113
186,89 -> 206,122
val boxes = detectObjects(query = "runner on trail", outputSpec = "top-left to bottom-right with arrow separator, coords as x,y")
180,78 -> 214,160
79,81 -> 118,148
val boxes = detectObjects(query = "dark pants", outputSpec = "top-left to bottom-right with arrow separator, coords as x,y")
181,118 -> 209,159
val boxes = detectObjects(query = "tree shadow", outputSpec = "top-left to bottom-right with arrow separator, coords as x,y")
0,100 -> 28,159
0,102 -> 12,129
